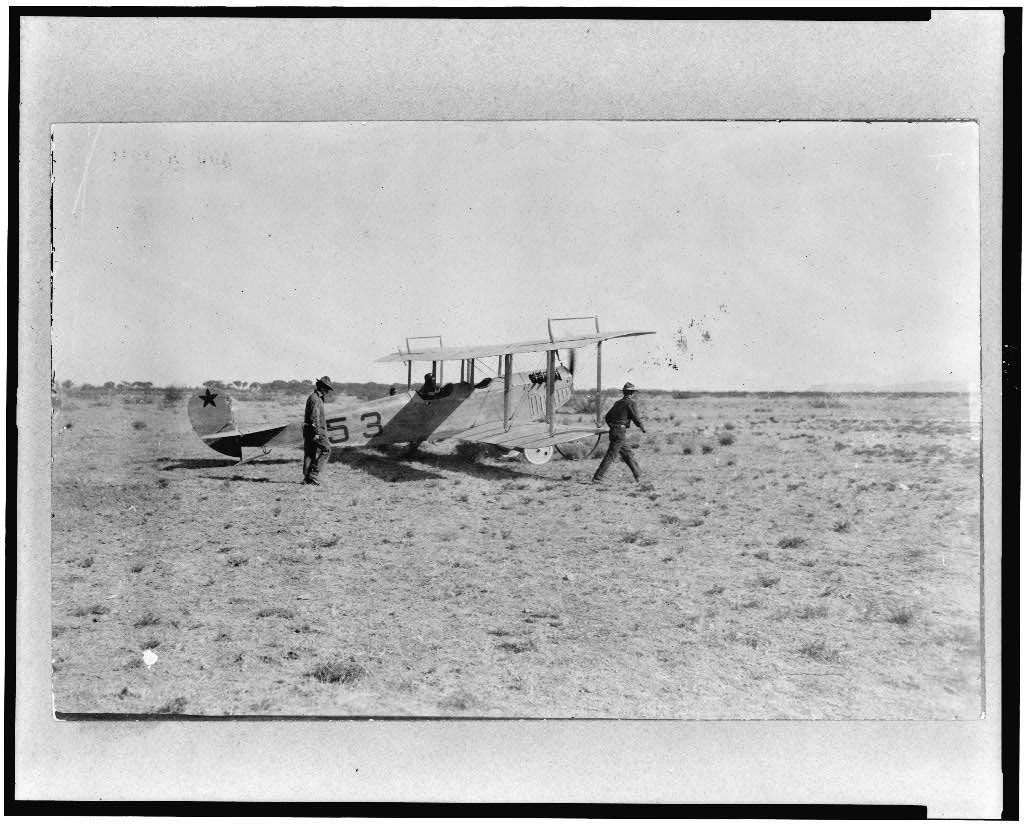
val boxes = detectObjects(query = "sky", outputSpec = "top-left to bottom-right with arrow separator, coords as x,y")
52,121 -> 980,391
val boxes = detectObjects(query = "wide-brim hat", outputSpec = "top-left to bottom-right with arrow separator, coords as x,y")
622,382 -> 638,393
316,375 -> 334,391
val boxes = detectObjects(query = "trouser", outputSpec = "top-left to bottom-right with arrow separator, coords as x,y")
303,430 -> 331,482
593,427 -> 641,481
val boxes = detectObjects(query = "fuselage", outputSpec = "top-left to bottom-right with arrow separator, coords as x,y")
320,367 -> 574,448
190,368 -> 578,458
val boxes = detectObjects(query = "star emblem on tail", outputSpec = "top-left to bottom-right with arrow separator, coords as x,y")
199,389 -> 218,407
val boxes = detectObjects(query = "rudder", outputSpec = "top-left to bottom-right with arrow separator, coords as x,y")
188,388 -> 241,458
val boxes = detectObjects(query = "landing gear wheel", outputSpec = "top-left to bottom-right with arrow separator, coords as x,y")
522,446 -> 554,465
555,433 -> 604,460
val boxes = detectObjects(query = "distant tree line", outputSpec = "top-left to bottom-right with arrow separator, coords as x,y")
199,379 -> 395,400
58,381 -> 967,400
60,379 -> 399,402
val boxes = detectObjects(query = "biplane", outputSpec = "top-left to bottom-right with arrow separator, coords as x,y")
188,317 -> 654,466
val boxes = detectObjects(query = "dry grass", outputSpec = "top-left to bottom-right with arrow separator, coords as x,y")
308,660 -> 366,685
497,639 -> 538,654
72,604 -> 110,617
887,605 -> 916,626
50,391 -> 983,719
255,606 -> 296,619
798,639 -> 842,663
155,696 -> 189,714
454,441 -> 490,463
438,689 -> 478,711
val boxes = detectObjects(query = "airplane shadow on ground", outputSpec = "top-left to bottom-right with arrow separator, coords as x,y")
399,450 -> 538,482
329,446 -> 538,483
197,473 -> 295,485
160,457 -> 295,471
162,449 -> 551,483
330,449 -> 444,483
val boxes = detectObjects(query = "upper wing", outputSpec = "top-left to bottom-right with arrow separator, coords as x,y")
376,329 -> 655,363
454,421 -> 607,450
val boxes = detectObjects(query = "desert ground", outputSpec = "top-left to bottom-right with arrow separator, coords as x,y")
50,389 -> 982,718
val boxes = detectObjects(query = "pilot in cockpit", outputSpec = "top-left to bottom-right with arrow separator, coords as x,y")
419,372 -> 438,397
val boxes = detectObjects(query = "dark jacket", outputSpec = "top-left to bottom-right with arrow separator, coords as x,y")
304,390 -> 327,438
604,395 -> 646,431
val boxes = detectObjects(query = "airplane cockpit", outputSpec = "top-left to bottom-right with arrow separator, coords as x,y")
418,370 -> 456,400
528,366 -> 567,386
416,361 -> 564,397
420,383 -> 455,399
418,372 -> 438,397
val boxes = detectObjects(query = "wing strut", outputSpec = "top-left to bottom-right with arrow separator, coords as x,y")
503,353 -> 512,431
595,340 -> 603,426
546,349 -> 556,435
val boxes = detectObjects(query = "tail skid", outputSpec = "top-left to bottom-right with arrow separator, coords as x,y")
236,446 -> 273,465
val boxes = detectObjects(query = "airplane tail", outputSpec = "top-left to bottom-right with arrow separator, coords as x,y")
187,388 -> 242,458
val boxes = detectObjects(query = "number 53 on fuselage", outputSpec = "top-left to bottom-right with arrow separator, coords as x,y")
188,317 -> 654,466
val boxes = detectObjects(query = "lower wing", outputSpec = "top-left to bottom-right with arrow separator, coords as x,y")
454,421 -> 607,450
240,422 -> 303,448
199,423 -> 302,459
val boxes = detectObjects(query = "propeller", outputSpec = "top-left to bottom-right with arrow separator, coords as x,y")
560,348 -> 578,375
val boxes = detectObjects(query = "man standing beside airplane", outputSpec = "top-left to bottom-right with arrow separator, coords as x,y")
302,376 -> 333,485
592,382 -> 647,484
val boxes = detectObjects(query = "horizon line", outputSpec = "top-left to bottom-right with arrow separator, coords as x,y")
54,380 -> 976,395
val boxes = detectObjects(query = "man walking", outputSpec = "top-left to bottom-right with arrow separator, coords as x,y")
593,382 -> 647,484
303,376 -> 334,485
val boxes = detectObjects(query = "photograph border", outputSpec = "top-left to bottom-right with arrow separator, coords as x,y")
15,10 -> 1012,815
